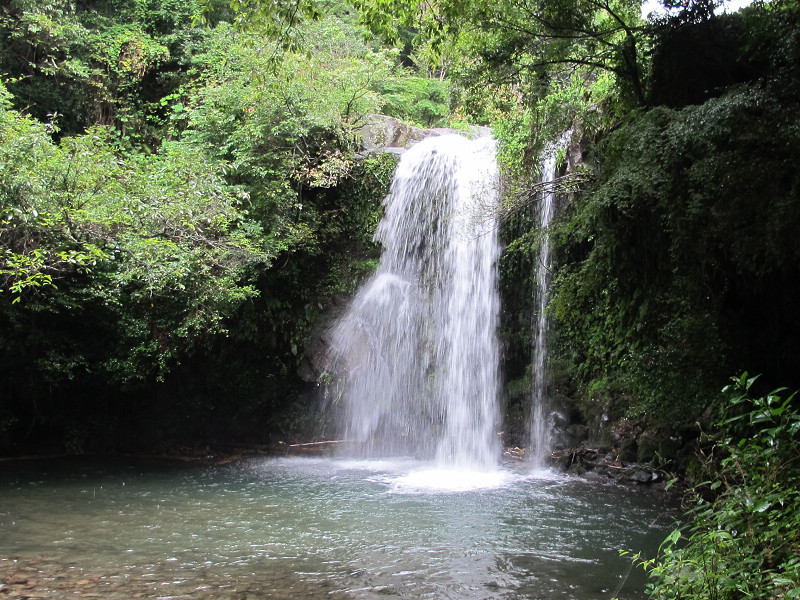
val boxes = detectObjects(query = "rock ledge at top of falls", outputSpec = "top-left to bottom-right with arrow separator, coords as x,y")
357,114 -> 490,156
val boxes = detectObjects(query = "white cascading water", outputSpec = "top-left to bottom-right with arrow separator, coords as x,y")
329,133 -> 501,470
529,136 -> 568,467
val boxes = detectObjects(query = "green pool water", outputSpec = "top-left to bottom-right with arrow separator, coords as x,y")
0,456 -> 676,599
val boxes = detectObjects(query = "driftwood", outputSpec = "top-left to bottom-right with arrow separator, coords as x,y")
286,440 -> 353,455
288,440 -> 350,448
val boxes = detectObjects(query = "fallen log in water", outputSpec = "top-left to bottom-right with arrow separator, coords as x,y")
285,440 -> 355,456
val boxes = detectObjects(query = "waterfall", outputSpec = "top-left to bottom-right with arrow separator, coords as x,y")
529,135 -> 568,467
329,133 -> 501,469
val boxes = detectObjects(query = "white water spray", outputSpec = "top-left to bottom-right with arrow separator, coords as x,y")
330,134 -> 501,470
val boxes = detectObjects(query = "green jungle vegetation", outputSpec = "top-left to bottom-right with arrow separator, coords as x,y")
629,374 -> 800,600
1,0 -> 799,596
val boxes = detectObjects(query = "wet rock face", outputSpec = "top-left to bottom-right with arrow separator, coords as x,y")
357,114 -> 488,155
619,438 -> 638,463
297,327 -> 336,383
550,446 -> 666,486
358,114 -> 430,154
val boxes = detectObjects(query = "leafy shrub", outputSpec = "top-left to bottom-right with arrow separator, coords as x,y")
634,374 -> 800,600
377,74 -> 451,127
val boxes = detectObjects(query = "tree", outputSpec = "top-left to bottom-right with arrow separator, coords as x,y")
0,78 -> 269,373
353,0 -> 650,107
0,3 -> 399,452
199,0 -> 322,51
0,0 -> 204,141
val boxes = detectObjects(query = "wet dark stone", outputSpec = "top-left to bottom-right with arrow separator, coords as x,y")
629,467 -> 653,483
636,435 -> 659,464
619,438 -> 638,463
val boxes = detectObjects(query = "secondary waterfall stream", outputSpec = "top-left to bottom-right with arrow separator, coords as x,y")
529,137 -> 566,465
330,134 -> 501,470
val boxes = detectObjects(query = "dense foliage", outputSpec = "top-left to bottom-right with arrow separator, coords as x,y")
0,0 -> 411,453
632,375 -> 800,599
0,86 -> 265,370
546,0 -> 800,429
481,0 -> 800,445
551,96 -> 799,423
